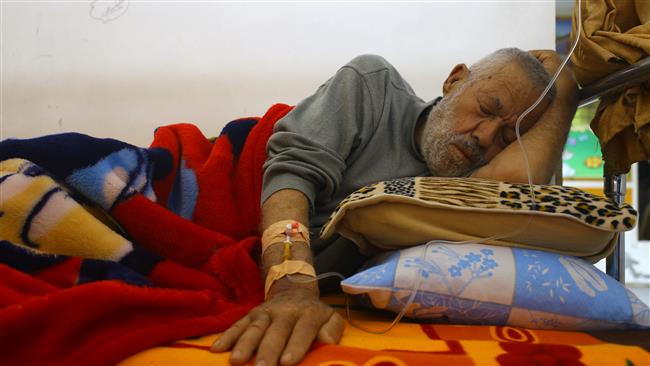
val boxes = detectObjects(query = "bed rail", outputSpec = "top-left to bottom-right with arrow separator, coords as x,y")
578,57 -> 650,108
575,56 -> 650,283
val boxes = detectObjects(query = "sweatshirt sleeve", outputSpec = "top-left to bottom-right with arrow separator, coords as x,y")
261,63 -> 380,212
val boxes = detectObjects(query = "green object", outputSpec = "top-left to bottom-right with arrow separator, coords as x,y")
562,103 -> 604,180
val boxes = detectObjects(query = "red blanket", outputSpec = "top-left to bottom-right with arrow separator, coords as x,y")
0,104 -> 293,366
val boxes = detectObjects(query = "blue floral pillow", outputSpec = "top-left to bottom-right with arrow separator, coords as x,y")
341,242 -> 650,330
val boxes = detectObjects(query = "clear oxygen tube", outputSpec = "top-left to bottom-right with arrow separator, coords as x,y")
289,0 -> 583,334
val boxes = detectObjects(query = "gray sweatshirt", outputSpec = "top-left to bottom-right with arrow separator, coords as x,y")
262,54 -> 435,248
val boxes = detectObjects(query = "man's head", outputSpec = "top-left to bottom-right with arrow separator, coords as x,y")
418,48 -> 555,177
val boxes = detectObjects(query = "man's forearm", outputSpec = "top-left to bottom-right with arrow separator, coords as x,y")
261,188 -> 310,231
261,188 -> 317,296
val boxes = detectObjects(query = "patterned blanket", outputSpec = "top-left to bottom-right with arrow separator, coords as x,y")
0,104 -> 293,366
120,295 -> 650,365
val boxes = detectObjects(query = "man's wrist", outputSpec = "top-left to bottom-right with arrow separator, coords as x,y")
266,274 -> 319,298
261,240 -> 312,272
555,68 -> 579,101
261,240 -> 317,298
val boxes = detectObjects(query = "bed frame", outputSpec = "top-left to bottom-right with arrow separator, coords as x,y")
577,56 -> 650,283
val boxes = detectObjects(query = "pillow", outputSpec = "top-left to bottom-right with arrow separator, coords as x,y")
320,177 -> 637,262
341,242 -> 650,331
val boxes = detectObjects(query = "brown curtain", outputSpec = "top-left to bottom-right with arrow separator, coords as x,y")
571,0 -> 650,175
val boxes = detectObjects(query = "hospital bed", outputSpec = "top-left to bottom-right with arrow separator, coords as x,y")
113,60 -> 650,366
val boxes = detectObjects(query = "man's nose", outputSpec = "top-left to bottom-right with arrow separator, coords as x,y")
471,119 -> 502,148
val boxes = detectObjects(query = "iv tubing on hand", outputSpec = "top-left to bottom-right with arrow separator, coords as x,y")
515,0 -> 581,204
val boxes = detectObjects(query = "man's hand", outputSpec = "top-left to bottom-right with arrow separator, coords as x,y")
211,285 -> 344,366
212,189 -> 345,366
529,49 -> 579,105
211,189 -> 344,366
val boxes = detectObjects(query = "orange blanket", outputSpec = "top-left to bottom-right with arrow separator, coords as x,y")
120,295 -> 650,365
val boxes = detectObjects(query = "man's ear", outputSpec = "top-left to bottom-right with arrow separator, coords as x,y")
443,64 -> 469,96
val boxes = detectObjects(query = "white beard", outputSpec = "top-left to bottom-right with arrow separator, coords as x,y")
420,90 -> 487,177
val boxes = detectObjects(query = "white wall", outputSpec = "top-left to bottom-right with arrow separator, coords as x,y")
2,1 -> 555,146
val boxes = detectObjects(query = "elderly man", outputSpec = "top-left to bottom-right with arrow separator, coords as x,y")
211,48 -> 578,366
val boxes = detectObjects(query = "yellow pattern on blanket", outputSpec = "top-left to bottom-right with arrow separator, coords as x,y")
0,158 -> 133,260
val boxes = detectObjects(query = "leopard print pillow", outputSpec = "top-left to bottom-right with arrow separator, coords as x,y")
320,177 -> 637,262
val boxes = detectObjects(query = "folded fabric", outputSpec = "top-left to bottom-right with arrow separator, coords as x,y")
571,0 -> 650,85
320,177 -> 637,262
342,242 -> 650,331
0,103 -> 294,366
571,0 -> 650,175
0,158 -> 134,260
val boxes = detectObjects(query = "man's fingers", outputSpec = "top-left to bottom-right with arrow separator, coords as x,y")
529,50 -> 561,71
316,312 -> 345,344
210,315 -> 252,352
229,312 -> 272,365
279,315 -> 322,365
255,317 -> 294,366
